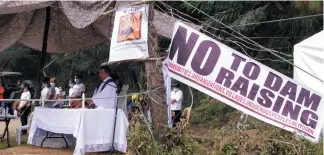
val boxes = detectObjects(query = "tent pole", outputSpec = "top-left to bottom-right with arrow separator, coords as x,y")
35,7 -> 51,99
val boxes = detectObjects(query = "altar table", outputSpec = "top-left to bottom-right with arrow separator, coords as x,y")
28,107 -> 129,155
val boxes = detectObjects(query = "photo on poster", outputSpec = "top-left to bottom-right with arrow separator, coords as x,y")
117,12 -> 142,43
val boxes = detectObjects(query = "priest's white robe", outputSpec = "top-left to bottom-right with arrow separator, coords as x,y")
92,77 -> 118,109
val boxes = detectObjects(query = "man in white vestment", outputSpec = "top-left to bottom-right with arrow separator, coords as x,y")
91,66 -> 118,109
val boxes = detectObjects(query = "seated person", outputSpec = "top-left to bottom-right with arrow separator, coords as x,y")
69,95 -> 96,109
53,86 -> 65,108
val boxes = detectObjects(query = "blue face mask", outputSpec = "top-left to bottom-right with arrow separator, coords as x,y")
50,83 -> 55,87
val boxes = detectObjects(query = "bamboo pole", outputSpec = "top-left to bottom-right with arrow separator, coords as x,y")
35,7 -> 51,99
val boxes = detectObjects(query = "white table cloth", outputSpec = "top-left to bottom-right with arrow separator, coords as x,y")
28,107 -> 129,155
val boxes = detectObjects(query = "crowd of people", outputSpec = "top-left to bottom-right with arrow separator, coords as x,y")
0,65 -> 186,138
39,66 -> 118,109
0,66 -> 121,135
39,75 -> 86,108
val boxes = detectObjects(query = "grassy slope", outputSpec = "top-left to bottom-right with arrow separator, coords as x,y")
189,103 -> 323,155
127,102 -> 324,155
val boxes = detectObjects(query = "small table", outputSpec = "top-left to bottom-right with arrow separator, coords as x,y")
28,107 -> 129,155
0,114 -> 16,149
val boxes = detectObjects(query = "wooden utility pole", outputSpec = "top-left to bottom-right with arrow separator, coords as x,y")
145,3 -> 168,138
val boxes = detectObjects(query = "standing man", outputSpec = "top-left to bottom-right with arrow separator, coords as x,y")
171,83 -> 183,127
17,82 -> 31,135
73,74 -> 85,96
40,77 -> 56,107
50,78 -> 60,100
90,66 -> 117,109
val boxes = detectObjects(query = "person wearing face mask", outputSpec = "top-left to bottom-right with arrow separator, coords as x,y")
53,86 -> 65,108
72,74 -> 85,97
68,78 -> 75,97
58,86 -> 64,96
40,77 -> 52,107
50,78 -> 60,100
17,82 -> 31,135
171,83 -> 183,127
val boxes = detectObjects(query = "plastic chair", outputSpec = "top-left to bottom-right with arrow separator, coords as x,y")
180,107 -> 191,129
16,112 -> 33,145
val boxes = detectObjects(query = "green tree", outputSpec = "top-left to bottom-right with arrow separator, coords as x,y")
165,1 -> 323,77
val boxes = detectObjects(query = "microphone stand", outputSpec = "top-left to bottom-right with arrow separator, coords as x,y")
109,98 -> 119,152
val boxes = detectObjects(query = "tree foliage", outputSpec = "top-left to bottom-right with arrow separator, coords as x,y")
162,1 -> 323,77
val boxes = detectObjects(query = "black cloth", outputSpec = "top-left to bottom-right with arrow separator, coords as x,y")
172,110 -> 181,127
20,105 -> 31,133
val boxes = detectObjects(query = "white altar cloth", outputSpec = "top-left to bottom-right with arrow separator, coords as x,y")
28,107 -> 129,155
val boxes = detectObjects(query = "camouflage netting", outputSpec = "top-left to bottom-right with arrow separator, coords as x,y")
0,1 -> 201,53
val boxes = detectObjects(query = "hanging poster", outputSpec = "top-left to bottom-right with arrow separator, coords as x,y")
109,4 -> 149,63
164,22 -> 324,142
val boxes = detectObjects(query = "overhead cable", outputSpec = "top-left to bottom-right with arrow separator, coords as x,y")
158,1 -> 294,58
181,1 -> 322,82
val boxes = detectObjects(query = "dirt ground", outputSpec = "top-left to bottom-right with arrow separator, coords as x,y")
0,119 -> 73,155
0,119 -> 131,155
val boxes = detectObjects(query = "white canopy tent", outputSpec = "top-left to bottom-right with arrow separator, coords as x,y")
294,30 -> 324,94
293,30 -> 324,141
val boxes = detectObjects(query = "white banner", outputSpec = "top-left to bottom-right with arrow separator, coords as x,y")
164,22 -> 324,142
109,4 -> 149,63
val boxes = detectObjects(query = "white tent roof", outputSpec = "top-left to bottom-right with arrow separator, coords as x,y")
295,30 -> 324,51
293,30 -> 324,95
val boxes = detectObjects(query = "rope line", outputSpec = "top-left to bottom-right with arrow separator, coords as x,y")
0,86 -> 165,102
158,1 -> 322,28
158,1 -> 294,58
226,14 -> 323,28
169,11 -> 294,61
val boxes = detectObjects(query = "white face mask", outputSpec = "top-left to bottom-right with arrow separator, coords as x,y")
50,83 -> 55,87
69,84 -> 74,88
173,88 -> 179,92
